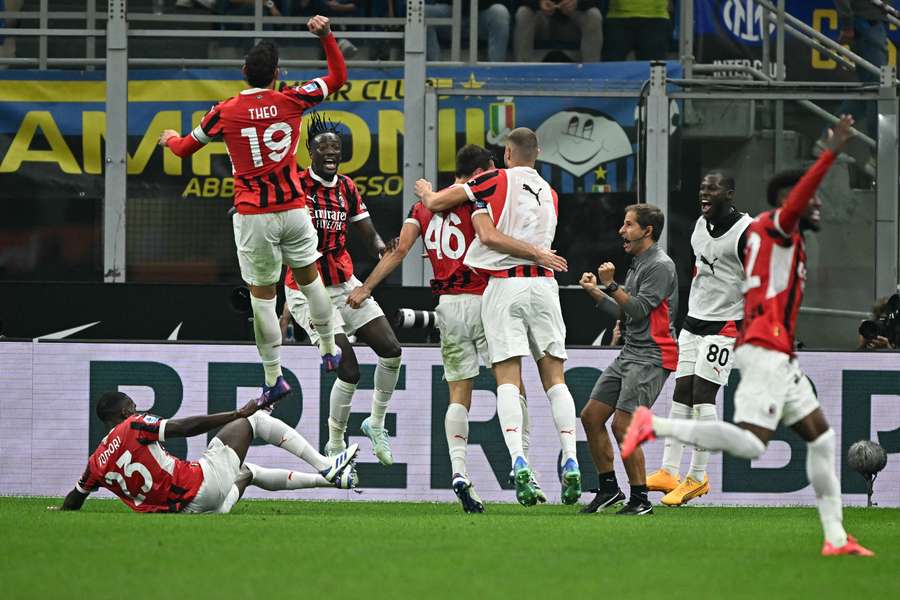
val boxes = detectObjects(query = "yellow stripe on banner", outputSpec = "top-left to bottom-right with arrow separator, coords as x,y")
128,80 -> 245,102
0,81 -> 107,103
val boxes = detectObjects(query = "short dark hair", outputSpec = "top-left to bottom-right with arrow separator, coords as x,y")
625,203 -> 665,241
455,144 -> 493,178
506,127 -> 539,162
705,169 -> 736,192
766,169 -> 804,207
96,391 -> 129,422
244,41 -> 279,88
306,111 -> 342,151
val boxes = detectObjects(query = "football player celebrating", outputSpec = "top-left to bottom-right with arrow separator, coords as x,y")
623,116 -> 874,556
645,171 -> 752,506
159,15 -> 346,407
284,113 -> 402,466
57,390 -> 358,514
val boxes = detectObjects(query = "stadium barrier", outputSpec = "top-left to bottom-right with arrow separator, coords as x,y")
1,341 -> 897,507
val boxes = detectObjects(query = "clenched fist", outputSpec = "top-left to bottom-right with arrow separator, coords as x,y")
597,262 -> 616,286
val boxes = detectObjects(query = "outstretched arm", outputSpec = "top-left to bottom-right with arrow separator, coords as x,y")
348,221 -> 420,309
471,213 -> 568,272
164,400 -> 259,439
308,15 -> 347,95
415,180 -> 470,212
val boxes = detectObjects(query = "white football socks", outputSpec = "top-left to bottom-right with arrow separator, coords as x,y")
445,402 -> 469,476
496,383 -> 524,462
244,462 -> 328,490
328,377 -> 357,446
660,401 -> 692,476
249,294 -> 282,386
806,429 -> 848,547
688,403 -> 717,482
247,411 -> 330,471
652,416 -> 766,460
547,384 -> 578,464
370,355 -> 401,429
519,394 -> 530,460
299,276 -> 337,356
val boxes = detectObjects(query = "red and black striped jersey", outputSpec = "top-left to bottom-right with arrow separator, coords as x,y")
406,198 -> 487,296
191,82 -> 329,215
286,169 -> 369,289
739,151 -> 836,356
77,414 -> 204,513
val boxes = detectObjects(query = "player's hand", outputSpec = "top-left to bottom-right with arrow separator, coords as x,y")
838,28 -> 855,45
414,179 -> 433,199
533,247 -> 567,272
825,114 -> 855,155
559,0 -> 577,17
610,320 -> 622,346
158,129 -> 179,147
579,271 -> 598,291
237,398 -> 260,419
307,14 -> 331,37
597,262 -> 616,286
539,0 -> 557,16
346,285 -> 371,309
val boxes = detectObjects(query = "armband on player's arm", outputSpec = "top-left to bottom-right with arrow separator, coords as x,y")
775,150 -> 835,236
165,133 -> 205,158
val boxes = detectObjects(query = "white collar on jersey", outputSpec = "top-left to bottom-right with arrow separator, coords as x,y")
240,87 -> 271,95
308,168 -> 338,188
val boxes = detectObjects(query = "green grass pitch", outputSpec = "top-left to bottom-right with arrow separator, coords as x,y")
2,498 -> 898,599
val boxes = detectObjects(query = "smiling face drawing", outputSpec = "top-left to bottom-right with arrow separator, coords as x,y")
535,110 -> 632,177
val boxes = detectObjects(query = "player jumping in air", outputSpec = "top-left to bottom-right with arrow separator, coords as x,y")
623,115 -> 874,555
57,391 -> 358,514
415,128 -> 580,508
578,204 -> 678,515
645,171 -> 752,506
158,15 -> 346,407
283,113 -> 402,466
347,144 -> 543,512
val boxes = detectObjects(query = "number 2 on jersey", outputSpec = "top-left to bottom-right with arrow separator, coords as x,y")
104,450 -> 153,506
424,213 -> 466,260
743,231 -> 762,292
240,122 -> 293,168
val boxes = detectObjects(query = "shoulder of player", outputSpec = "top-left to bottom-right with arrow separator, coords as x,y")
336,173 -> 358,190
468,168 -> 504,186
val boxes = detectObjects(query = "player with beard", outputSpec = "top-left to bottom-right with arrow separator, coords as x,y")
623,116 -> 874,556
283,113 -> 402,466
645,171 -> 752,506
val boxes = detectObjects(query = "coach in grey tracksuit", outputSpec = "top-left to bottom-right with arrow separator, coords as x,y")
578,203 -> 678,515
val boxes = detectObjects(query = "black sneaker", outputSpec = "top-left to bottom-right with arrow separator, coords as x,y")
616,499 -> 654,516
579,489 -> 626,514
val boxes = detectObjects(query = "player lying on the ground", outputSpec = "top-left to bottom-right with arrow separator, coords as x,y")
159,15 -> 347,410
347,144 -> 543,512
282,112 -> 403,466
578,204 -> 678,516
415,128 -> 582,508
622,115 -> 874,556
57,391 -> 358,513
646,170 -> 752,506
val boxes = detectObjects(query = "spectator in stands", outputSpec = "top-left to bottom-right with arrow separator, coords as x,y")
858,295 -> 898,350
393,0 -> 510,62
515,0 -> 603,62
602,0 -> 671,61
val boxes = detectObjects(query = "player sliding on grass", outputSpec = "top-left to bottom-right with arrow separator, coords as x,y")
347,144 -> 541,512
159,15 -> 346,408
622,115 -> 874,556
416,128 -> 581,508
57,391 -> 358,513
645,171 -> 752,506
283,113 -> 402,466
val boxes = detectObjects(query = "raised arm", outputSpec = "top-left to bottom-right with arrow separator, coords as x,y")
308,15 -> 347,95
347,221 -> 420,309
415,179 -> 471,213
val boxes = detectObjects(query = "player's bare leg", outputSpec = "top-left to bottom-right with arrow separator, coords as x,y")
355,316 -> 402,466
445,378 -> 484,513
648,375 -> 692,493
579,399 -> 625,513
791,409 -> 874,556
324,334 -> 359,456
536,355 -> 581,505
493,357 -> 536,506
248,283 -> 294,404
290,263 -> 340,370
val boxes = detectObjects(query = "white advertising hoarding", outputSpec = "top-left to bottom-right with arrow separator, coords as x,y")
1,341 -> 898,507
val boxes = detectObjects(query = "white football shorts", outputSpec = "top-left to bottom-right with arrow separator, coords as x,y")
435,293 -> 490,382
481,276 -> 567,365
732,344 -> 820,431
182,437 -> 241,515
232,208 -> 321,287
286,275 -> 384,345
674,330 -> 737,386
